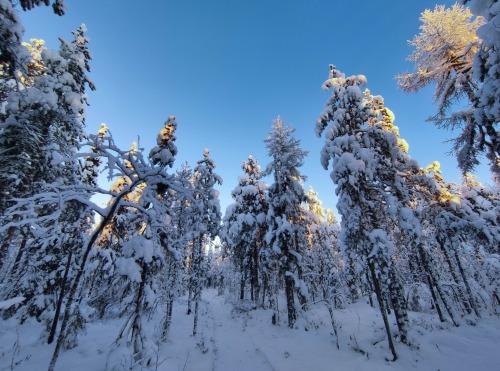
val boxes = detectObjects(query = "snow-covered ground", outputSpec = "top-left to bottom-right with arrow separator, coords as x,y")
1,289 -> 499,371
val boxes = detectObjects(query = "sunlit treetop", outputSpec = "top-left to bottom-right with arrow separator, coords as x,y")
397,4 -> 483,93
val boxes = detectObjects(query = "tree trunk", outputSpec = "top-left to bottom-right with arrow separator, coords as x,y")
418,246 -> 445,322
48,189 -> 130,371
0,226 -> 16,271
48,251 -> 73,344
438,238 -> 472,315
240,260 -> 245,301
368,262 -> 398,361
388,266 -> 409,344
284,270 -> 296,328
252,239 -> 260,303
453,247 -> 480,317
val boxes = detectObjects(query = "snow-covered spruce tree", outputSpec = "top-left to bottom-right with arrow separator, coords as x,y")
397,4 -> 499,181
0,0 -> 67,267
458,175 -> 500,314
421,165 -> 500,319
315,65 -> 424,359
302,187 -> 342,306
222,155 -> 268,303
0,25 -> 94,336
189,148 -> 222,336
263,117 -> 309,328
301,187 -> 345,347
158,162 -> 194,340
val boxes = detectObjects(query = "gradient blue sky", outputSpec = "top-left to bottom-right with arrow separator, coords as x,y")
20,0 -> 491,215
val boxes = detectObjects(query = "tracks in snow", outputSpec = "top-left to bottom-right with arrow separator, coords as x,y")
198,293 -> 277,371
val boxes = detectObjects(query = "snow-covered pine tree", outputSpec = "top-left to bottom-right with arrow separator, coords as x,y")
302,187 -> 342,306
462,0 -> 500,182
419,165 -> 500,320
189,148 -> 222,336
222,155 -> 268,303
263,117 -> 309,328
315,65 -> 425,359
397,4 -> 499,181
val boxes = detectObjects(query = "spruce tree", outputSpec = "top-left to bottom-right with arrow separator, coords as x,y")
264,117 -> 308,328
222,155 -> 268,303
190,148 -> 222,336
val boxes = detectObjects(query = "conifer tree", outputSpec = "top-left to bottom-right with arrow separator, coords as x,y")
264,117 -> 308,328
462,0 -> 500,181
0,26 -> 94,332
398,4 -> 499,181
315,65 -> 425,359
190,148 -> 222,336
222,155 -> 268,303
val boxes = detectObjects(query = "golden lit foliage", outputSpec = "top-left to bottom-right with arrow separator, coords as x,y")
424,161 -> 461,205
397,4 -> 483,93
20,38 -> 46,85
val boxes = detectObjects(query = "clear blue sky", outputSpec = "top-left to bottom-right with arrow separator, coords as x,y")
20,0 -> 491,216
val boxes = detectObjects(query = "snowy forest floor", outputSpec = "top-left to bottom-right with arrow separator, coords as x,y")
1,289 -> 500,371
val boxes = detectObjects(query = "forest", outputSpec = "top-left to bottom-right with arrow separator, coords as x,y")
0,1 -> 499,370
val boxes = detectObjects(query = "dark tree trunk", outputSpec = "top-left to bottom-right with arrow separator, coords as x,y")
240,260 -> 245,301
418,246 -> 445,322
438,238 -> 472,315
132,263 -> 147,361
251,236 -> 260,303
48,251 -> 73,344
388,266 -> 409,344
284,260 -> 296,328
369,262 -> 398,361
366,272 -> 374,307
453,247 -> 480,317
48,188 -> 131,371
192,236 -> 203,336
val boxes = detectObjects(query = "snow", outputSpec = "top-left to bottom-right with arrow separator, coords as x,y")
1,289 -> 500,370
0,296 -> 25,309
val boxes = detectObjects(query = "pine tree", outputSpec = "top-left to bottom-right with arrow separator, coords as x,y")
398,4 -> 499,180
264,117 -> 308,328
315,65 -> 425,359
462,0 -> 500,182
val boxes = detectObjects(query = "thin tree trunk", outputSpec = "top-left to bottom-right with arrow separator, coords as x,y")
132,263 -> 147,362
193,295 -> 199,336
284,263 -> 296,328
48,190 -> 129,371
252,240 -> 260,303
48,251 -> 73,344
0,226 -> 16,271
438,238 -> 472,315
240,260 -> 245,301
366,272 -> 374,307
388,266 -> 409,344
369,262 -> 397,361
453,247 -> 480,317
417,245 -> 445,322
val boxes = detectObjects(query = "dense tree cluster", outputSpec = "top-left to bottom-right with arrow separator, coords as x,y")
0,1 -> 499,369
